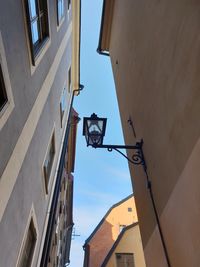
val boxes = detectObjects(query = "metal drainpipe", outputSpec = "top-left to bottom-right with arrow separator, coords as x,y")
40,84 -> 84,267
142,165 -> 172,267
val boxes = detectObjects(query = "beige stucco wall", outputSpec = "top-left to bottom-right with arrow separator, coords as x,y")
106,226 -> 146,267
103,0 -> 200,266
144,136 -> 200,267
88,197 -> 138,267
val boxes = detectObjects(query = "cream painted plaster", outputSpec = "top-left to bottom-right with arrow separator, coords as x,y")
72,0 -> 80,93
106,226 -> 146,267
144,226 -> 168,267
0,22 -> 72,222
144,137 -> 200,267
159,137 -> 200,267
0,31 -> 15,130
99,1 -> 200,266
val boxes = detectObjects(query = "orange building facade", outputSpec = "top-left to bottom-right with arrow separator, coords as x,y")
97,1 -> 200,267
83,195 -> 146,267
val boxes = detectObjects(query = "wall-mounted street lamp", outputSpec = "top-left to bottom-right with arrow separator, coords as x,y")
82,113 -> 172,267
82,113 -> 146,168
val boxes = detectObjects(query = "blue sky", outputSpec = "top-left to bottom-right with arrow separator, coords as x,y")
70,1 -> 133,266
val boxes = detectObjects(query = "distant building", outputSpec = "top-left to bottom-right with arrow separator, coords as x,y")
46,108 -> 79,267
101,223 -> 146,267
97,1 -> 200,267
0,1 -> 82,267
83,195 -> 146,267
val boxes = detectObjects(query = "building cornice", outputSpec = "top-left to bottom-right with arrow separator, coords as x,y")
97,0 -> 115,55
83,194 -> 134,246
72,0 -> 81,95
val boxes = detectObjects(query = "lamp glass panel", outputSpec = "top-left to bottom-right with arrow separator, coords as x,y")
88,131 -> 102,145
87,119 -> 104,145
83,115 -> 106,146
89,136 -> 100,145
88,120 -> 103,134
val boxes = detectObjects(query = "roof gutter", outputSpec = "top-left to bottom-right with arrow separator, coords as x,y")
74,0 -> 85,94
97,0 -> 110,56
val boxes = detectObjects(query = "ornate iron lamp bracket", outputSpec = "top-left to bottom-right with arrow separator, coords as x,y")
92,139 -> 147,171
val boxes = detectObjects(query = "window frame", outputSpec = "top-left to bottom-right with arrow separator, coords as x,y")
67,0 -> 71,11
24,0 -> 50,65
0,32 -> 14,130
0,64 -> 8,112
67,66 -> 71,92
19,220 -> 37,267
43,131 -> 56,194
115,253 -> 135,267
17,215 -> 38,267
60,85 -> 68,127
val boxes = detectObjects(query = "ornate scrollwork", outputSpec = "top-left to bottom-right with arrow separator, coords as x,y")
131,150 -> 144,165
94,139 -> 147,170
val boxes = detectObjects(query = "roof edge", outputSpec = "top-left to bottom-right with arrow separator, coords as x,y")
83,194 -> 133,246
101,223 -> 139,267
97,0 -> 115,56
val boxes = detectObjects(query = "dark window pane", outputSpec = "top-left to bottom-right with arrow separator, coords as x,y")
40,14 -> 48,37
0,65 -> 7,112
19,220 -> 36,267
68,67 -> 71,92
43,134 -> 55,193
68,0 -> 71,10
38,0 -> 46,13
116,254 -> 135,267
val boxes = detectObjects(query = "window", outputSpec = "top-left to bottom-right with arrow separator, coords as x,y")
19,219 -> 37,267
60,86 -> 67,126
0,32 -> 14,130
67,0 -> 71,10
116,253 -> 135,267
0,64 -> 7,112
43,132 -> 55,193
57,0 -> 65,25
68,67 -> 71,92
25,0 -> 49,64
128,207 -> 132,212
